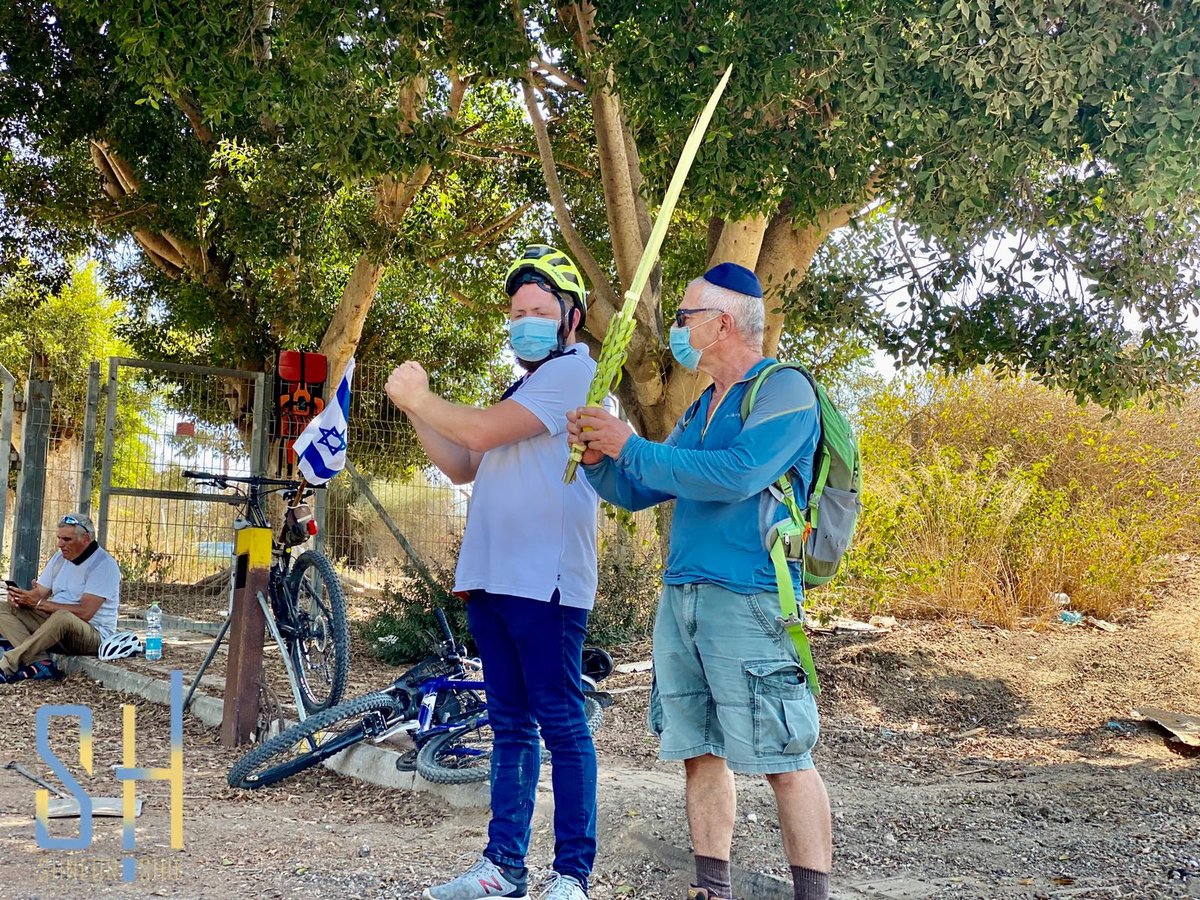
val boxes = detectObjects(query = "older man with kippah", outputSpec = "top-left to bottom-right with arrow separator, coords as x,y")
1,512 -> 122,683
568,262 -> 833,900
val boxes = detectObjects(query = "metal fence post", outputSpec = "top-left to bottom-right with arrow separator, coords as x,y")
11,377 -> 52,586
97,358 -> 119,547
0,363 -> 15,570
250,371 -> 267,477
78,361 -> 101,516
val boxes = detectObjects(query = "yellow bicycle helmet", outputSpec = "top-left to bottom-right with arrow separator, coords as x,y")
504,244 -> 588,329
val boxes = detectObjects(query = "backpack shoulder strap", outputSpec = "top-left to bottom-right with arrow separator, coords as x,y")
739,362 -> 816,422
738,362 -> 818,527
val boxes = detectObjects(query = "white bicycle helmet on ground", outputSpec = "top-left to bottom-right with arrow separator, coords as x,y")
98,631 -> 143,661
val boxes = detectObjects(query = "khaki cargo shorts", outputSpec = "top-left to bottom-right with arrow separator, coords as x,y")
647,582 -> 819,774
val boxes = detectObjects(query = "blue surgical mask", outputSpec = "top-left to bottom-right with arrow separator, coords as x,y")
508,316 -> 561,362
669,322 -> 719,371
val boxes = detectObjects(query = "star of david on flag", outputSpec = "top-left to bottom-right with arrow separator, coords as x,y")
292,358 -> 355,485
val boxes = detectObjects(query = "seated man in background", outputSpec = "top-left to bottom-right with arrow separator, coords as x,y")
1,513 -> 121,682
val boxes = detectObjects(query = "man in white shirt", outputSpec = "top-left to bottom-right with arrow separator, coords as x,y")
386,245 -> 599,900
1,512 -> 121,682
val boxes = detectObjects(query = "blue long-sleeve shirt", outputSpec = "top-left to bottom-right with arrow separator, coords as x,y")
583,359 -> 819,594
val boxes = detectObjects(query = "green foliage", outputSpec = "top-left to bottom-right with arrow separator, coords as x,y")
0,260 -> 120,429
828,371 -> 1200,625
588,518 -> 663,646
0,260 -> 165,497
790,204 -> 1200,409
118,523 -> 177,585
359,551 -> 469,666
3,0 -> 1199,417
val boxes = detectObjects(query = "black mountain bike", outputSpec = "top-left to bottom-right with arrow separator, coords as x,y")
227,608 -> 611,789
182,470 -> 349,715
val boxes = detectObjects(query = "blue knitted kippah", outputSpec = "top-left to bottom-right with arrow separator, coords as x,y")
703,262 -> 763,298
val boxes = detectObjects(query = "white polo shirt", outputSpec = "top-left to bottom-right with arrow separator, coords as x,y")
37,545 -> 122,640
454,346 -> 599,609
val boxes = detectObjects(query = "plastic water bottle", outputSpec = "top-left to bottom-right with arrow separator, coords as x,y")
145,602 -> 163,661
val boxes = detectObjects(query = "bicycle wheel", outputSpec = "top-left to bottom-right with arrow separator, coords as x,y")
227,692 -> 401,789
416,697 -> 603,785
416,717 -> 495,785
583,695 -> 604,734
285,550 -> 350,714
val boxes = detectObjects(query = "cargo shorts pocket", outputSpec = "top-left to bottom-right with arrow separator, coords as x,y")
744,659 -> 816,757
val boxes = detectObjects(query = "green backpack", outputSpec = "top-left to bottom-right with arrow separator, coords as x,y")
740,362 -> 863,695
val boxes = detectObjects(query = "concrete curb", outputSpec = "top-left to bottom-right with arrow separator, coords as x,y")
52,655 -> 488,808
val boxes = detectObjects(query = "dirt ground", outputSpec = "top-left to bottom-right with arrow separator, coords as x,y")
2,557 -> 1199,899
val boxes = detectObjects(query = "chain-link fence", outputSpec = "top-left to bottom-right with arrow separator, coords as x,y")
96,359 -> 268,615
5,355 -> 663,629
316,360 -> 470,589
7,366 -> 97,583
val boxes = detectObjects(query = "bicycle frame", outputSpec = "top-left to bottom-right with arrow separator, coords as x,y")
368,667 -> 488,745
182,470 -> 333,722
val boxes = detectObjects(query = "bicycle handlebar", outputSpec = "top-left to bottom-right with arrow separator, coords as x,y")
181,470 -> 312,489
434,608 -> 455,646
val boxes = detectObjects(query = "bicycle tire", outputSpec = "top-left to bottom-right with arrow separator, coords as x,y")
583,695 -> 604,734
416,717 -> 495,785
227,692 -> 401,790
416,696 -> 604,785
286,550 -> 350,714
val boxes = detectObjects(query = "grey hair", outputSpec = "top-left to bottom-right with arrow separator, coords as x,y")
687,276 -> 765,348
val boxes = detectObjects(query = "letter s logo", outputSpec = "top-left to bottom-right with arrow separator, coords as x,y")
35,705 -> 94,850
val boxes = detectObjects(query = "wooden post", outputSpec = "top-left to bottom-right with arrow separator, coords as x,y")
221,526 -> 272,747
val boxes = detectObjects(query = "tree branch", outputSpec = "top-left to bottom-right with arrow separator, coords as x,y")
252,0 -> 274,66
892,215 -> 928,297
423,202 -> 537,268
532,57 -> 586,93
448,72 -> 468,120
377,164 -> 434,227
132,228 -> 187,273
520,72 -> 618,326
174,89 -> 216,149
455,137 -> 594,177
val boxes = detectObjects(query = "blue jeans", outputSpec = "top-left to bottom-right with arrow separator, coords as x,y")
467,591 -> 596,889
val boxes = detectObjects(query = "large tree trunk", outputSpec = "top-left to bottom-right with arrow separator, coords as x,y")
320,254 -> 386,387
615,206 -> 861,440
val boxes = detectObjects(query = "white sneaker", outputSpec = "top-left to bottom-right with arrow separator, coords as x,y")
536,873 -> 587,900
423,856 -> 530,900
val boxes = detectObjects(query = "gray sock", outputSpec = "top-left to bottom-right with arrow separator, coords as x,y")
694,855 -> 733,898
791,866 -> 829,900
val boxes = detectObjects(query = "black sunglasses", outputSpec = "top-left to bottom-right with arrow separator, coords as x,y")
673,307 -> 720,328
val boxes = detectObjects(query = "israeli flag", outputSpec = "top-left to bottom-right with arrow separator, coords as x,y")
293,358 -> 355,485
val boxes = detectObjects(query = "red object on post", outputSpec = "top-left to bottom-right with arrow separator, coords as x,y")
275,351 -> 329,472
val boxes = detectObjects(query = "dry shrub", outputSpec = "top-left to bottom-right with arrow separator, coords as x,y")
830,371 -> 1200,625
